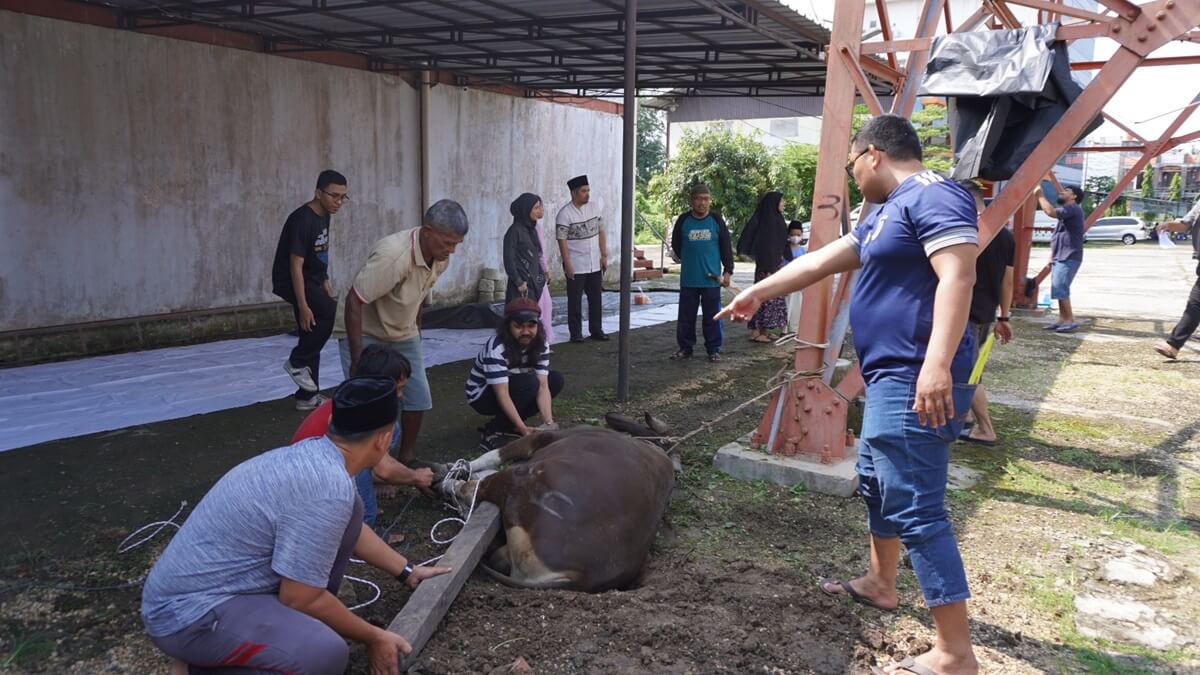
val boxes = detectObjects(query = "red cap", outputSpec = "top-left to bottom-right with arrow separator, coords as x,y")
504,297 -> 541,319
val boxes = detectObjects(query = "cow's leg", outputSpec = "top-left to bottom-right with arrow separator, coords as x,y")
468,450 -> 503,474
493,429 -> 573,464
485,544 -> 512,575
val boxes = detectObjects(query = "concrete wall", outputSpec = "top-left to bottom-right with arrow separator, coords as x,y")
0,10 -> 623,332
426,86 -> 623,304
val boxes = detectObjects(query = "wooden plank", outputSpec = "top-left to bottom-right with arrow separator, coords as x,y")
389,502 -> 502,671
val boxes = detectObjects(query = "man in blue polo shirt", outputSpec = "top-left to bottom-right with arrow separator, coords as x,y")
1035,183 -> 1085,333
719,115 -> 980,675
670,183 -> 734,362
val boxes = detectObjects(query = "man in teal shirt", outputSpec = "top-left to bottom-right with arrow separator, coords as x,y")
670,183 -> 734,362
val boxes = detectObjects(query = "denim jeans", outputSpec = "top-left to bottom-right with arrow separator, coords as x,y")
354,468 -> 378,527
856,378 -> 975,608
1050,258 -> 1081,300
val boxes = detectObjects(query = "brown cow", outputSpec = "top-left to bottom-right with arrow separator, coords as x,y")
441,414 -> 675,592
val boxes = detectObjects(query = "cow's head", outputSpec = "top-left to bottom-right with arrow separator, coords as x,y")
603,412 -> 681,472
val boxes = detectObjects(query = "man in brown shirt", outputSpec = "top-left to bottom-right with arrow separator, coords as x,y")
335,199 -> 469,464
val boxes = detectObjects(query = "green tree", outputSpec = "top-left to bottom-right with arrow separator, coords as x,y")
1083,175 -> 1117,214
652,126 -> 772,238
912,101 -> 954,177
1140,165 -> 1156,200
1169,173 -> 1182,202
636,104 -> 666,184
769,143 -> 821,222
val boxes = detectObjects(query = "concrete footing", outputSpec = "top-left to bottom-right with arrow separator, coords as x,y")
713,434 -> 859,498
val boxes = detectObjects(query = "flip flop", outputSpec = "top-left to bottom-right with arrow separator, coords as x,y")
1055,322 -> 1080,333
872,656 -> 938,675
750,335 -> 774,343
957,430 -> 996,447
818,577 -> 896,612
1041,323 -> 1062,331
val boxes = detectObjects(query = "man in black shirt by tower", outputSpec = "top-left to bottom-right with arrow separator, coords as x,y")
272,170 -> 349,410
958,180 -> 1015,446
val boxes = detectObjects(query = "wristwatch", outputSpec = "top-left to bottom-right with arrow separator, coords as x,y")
997,316 -> 1010,322
396,563 -> 414,584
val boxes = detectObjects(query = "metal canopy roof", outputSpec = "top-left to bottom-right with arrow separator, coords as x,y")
77,0 -> 873,98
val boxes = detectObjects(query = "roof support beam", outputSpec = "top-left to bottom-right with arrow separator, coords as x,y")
689,0 -> 822,60
1002,0 -> 1113,23
617,0 -> 637,403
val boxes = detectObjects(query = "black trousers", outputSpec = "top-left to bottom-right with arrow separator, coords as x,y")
470,371 -> 565,433
277,281 -> 336,400
566,271 -> 604,339
1167,263 -> 1200,350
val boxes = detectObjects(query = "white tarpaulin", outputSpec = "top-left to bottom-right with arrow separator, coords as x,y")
0,297 -> 685,452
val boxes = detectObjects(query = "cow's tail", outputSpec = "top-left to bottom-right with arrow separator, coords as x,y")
478,563 -> 580,590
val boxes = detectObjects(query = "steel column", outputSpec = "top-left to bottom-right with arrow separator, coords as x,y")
893,0 -> 947,117
750,0 -> 866,460
617,0 -> 637,402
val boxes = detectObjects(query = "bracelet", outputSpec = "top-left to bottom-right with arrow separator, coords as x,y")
396,563 -> 414,584
997,316 -> 1010,322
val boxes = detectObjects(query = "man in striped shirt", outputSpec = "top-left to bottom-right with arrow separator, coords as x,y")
465,298 -> 564,440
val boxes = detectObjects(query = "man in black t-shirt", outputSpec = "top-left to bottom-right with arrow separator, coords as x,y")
958,181 -> 1015,446
272,170 -> 349,410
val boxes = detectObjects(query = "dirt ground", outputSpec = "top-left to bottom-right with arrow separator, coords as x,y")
1,310 -> 1198,674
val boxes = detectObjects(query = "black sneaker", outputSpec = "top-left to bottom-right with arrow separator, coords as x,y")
670,350 -> 692,360
569,335 -> 587,344
589,333 -> 610,342
479,431 -> 520,452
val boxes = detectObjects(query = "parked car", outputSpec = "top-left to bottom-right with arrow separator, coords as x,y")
1031,210 -> 1057,243
1033,214 -> 1147,245
1087,216 -> 1147,245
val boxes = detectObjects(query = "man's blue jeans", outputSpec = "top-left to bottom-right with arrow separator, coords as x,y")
856,378 -> 975,608
676,286 -> 723,355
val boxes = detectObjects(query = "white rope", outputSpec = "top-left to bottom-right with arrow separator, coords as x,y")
117,501 -> 188,553
429,459 -> 482,547
773,331 -> 829,349
343,575 -> 381,612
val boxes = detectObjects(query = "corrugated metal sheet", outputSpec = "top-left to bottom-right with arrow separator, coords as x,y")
666,92 -> 895,122
80,0 -> 850,96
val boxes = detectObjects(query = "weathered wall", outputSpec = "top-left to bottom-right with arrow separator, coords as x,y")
426,87 -> 623,304
0,10 -> 623,332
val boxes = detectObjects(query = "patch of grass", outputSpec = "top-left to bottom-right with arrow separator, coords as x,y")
1020,573 -> 1188,672
1,633 -> 57,668
1088,515 -> 1199,557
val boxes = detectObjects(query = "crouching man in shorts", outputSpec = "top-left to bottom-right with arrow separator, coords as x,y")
141,377 -> 450,675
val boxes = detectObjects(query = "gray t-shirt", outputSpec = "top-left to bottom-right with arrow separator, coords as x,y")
141,437 -> 357,637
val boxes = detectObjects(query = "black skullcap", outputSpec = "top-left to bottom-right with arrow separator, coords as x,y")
690,183 -> 710,197
331,376 -> 398,436
567,175 -> 589,191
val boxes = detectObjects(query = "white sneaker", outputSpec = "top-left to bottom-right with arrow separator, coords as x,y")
295,393 -> 328,411
283,360 -> 318,392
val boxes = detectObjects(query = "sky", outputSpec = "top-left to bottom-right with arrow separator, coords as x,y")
780,0 -> 1200,143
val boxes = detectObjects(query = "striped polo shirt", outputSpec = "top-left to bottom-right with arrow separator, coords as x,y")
464,335 -> 550,403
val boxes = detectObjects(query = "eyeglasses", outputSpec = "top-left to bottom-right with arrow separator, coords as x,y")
845,147 -> 871,179
320,189 -> 350,203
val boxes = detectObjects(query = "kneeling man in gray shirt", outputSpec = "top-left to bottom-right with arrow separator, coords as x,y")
141,376 -> 450,675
